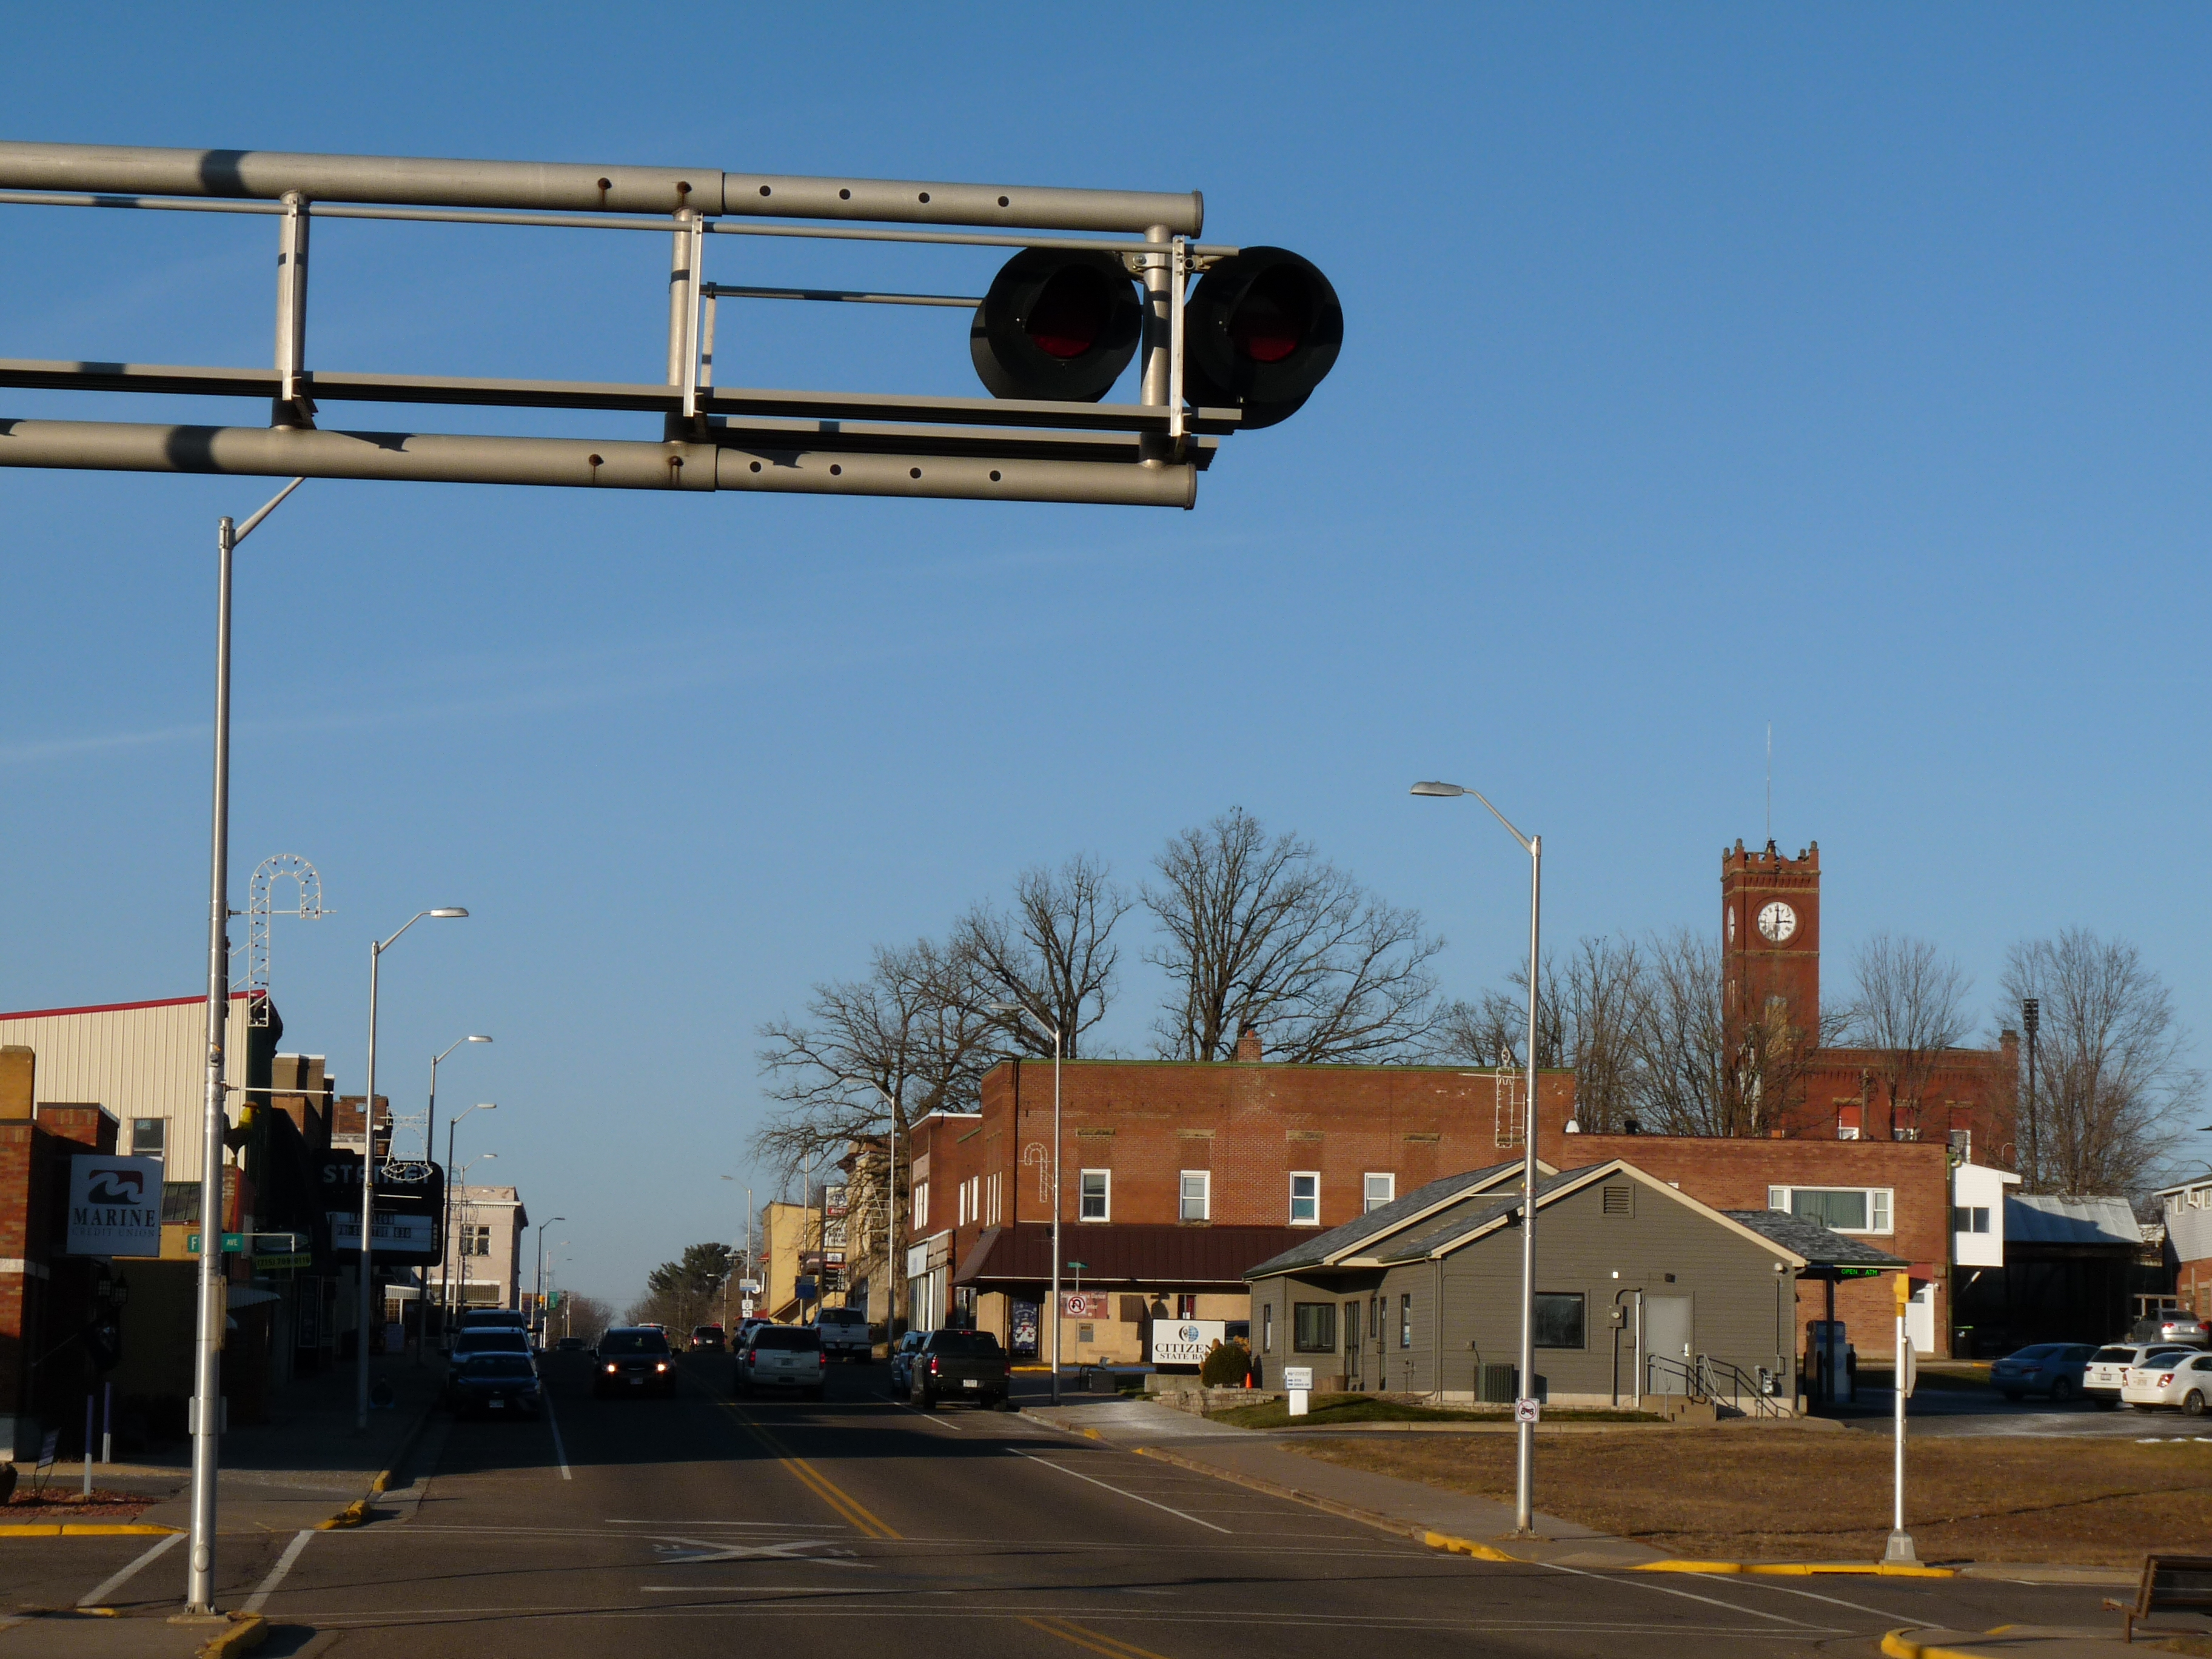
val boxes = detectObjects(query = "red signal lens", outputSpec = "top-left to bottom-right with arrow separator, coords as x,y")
1025,266 -> 1110,359
1228,266 -> 1306,364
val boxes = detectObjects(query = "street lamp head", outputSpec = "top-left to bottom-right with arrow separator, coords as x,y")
466,1034 -> 492,1044
429,907 -> 469,919
477,1102 -> 498,1111
1410,781 -> 1467,797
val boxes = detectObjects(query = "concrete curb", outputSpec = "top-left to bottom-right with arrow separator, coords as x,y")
315,1394 -> 440,1530
1879,1626 -> 2132,1659
0,1521 -> 178,1537
187,1611 -> 268,1657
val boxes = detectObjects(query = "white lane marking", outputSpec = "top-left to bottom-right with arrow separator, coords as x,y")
606,1519 -> 846,1530
243,1529 -> 316,1614
76,1530 -> 184,1608
1008,1449 -> 1232,1534
651,1536 -> 859,1564
1718,1575 -> 1931,1623
1530,1559 -> 1816,1627
640,1583 -> 909,1594
545,1389 -> 572,1480
880,1392 -> 965,1430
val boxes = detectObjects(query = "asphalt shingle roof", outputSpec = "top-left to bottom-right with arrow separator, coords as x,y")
1244,1159 -> 1524,1278
1721,1209 -> 1906,1267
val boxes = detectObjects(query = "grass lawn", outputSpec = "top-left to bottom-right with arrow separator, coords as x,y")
1207,1394 -> 1657,1430
1285,1426 -> 2212,1566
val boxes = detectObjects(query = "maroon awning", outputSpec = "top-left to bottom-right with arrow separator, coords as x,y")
953,1222 -> 1307,1289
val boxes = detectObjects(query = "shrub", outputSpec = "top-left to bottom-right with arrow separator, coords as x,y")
1199,1338 -> 1252,1388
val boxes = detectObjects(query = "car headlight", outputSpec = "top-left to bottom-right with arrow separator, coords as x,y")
605,1362 -> 617,1373
654,1361 -> 668,1373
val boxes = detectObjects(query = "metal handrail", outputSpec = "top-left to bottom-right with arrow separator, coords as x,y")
1646,1352 -> 1788,1419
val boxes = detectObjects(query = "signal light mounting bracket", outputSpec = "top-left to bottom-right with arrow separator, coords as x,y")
1167,236 -> 1190,447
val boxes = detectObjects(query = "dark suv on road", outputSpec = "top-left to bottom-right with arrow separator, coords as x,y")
911,1329 -> 1011,1412
594,1326 -> 675,1398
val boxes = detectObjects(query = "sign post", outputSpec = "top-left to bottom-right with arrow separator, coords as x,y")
1885,1272 -> 1917,1564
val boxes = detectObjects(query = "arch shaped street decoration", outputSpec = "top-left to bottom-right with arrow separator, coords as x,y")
0,141 -> 1341,509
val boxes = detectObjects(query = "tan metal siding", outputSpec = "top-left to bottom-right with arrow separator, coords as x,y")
0,996 -> 254,1186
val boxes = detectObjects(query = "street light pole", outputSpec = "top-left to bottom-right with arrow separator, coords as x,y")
426,1036 -> 491,1344
840,1079 -> 902,1338
441,1106 -> 497,1329
1413,779 -> 1541,1535
989,1005 -> 1062,1403
187,475 -> 303,1617
358,907 -> 469,1431
534,1218 -> 566,1346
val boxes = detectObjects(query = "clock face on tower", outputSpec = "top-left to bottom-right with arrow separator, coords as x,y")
1757,900 -> 1798,943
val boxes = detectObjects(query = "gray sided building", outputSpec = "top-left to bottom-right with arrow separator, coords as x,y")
1246,1158 -> 1902,1411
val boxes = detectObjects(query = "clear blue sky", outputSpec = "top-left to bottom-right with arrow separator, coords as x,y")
4,7 -> 2208,1305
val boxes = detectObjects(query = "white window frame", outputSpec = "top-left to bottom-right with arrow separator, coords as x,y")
1289,1171 -> 1321,1226
1768,1184 -> 1895,1236
1179,1168 -> 1211,1222
913,1182 -> 929,1231
1364,1171 -> 1395,1213
1079,1168 -> 1111,1222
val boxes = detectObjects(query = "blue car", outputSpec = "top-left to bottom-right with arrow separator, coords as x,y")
888,1330 -> 925,1394
1989,1342 -> 2093,1401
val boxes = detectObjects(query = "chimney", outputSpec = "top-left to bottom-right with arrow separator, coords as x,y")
0,1045 -> 32,1121
1235,1028 -> 1262,1064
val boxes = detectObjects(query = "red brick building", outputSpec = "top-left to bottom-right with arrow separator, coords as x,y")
1722,839 -> 2017,1158
0,1044 -> 121,1462
903,1048 -> 1575,1365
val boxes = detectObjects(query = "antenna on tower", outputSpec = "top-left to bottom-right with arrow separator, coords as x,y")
1765,722 -> 1773,843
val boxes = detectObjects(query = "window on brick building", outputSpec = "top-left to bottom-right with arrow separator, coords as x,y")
1177,1294 -> 1199,1318
1836,1103 -> 1862,1141
1289,1171 -> 1319,1225
1364,1173 -> 1394,1212
1768,1185 -> 1893,1235
1292,1301 -> 1336,1352
1179,1170 -> 1210,1222
1079,1169 -> 1110,1221
913,1183 -> 929,1231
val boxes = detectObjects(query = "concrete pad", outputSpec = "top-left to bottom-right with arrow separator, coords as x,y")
0,1610 -> 263,1657
1882,1625 -> 2134,1659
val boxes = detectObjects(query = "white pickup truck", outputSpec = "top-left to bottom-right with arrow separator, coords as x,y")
811,1307 -> 873,1364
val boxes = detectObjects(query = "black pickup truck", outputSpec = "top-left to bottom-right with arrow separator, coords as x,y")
909,1329 -> 1011,1411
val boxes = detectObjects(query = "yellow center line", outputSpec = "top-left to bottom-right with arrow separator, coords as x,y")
720,1401 -> 903,1540
1024,1614 -> 1181,1659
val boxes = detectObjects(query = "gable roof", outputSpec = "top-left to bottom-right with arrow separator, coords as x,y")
1248,1158 -> 1820,1278
1244,1159 -> 1528,1278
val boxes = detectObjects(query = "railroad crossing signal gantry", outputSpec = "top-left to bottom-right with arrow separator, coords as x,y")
0,141 -> 1342,509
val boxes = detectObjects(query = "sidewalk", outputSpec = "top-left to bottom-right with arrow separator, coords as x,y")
108,1352 -> 444,1534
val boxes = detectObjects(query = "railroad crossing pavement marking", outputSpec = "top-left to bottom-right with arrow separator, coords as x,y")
74,1528 -> 184,1607
1007,1449 -> 1231,1535
1022,1612 -> 1186,1659
243,1528 -> 316,1613
721,1404 -> 902,1539
649,1535 -> 859,1565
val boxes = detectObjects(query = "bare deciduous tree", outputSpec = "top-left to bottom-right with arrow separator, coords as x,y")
954,853 -> 1128,1057
2001,929 -> 2204,1196
1144,806 -> 1444,1063
752,937 -> 1002,1182
1829,933 -> 1974,1141
1436,936 -> 1646,1132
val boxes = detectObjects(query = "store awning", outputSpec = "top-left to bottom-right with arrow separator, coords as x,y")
954,1222 -> 1307,1289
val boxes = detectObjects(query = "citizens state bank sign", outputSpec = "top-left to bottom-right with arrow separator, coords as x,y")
66,1155 -> 164,1257
1147,1318 -> 1227,1367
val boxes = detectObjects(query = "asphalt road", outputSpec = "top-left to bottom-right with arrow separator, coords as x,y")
10,1353 -> 2127,1657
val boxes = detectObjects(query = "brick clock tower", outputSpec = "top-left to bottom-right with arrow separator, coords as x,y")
1721,839 -> 1821,1044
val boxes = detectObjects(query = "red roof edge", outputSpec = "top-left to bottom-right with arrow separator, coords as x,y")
0,989 -> 261,1022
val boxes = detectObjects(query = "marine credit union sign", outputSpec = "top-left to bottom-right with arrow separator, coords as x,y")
66,1155 -> 164,1257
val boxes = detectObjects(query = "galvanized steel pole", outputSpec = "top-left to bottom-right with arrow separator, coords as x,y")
184,513 -> 235,1614
1517,833 -> 1541,1535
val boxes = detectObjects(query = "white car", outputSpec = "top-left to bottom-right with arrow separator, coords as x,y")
2085,1343 -> 2193,1409
2119,1349 -> 2212,1415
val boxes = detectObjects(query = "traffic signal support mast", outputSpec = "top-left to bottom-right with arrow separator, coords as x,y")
0,141 -> 1342,507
